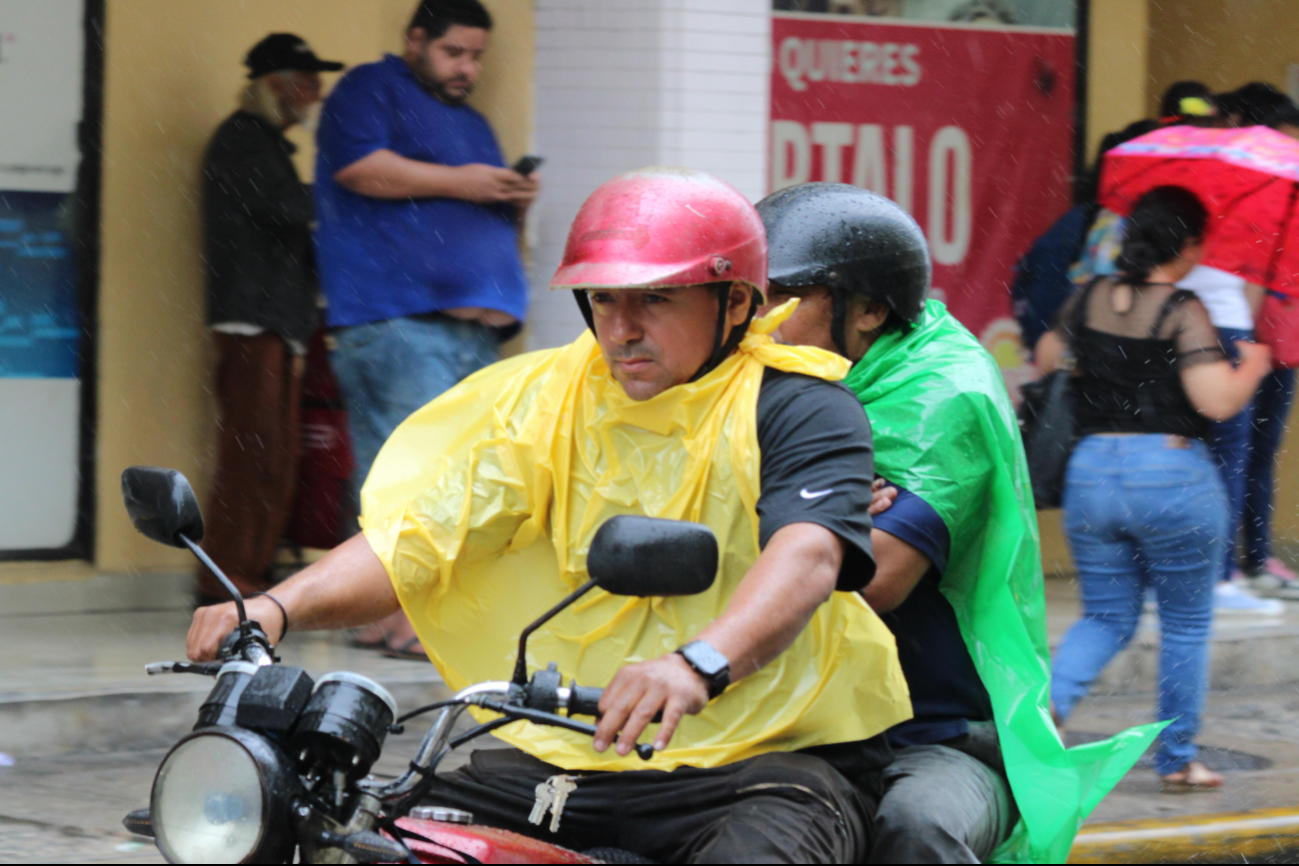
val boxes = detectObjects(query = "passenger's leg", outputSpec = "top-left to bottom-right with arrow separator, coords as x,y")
1132,440 -> 1225,776
1051,439 -> 1142,720
867,745 -> 1013,864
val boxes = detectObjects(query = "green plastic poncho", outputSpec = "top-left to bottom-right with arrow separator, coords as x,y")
844,300 -> 1162,863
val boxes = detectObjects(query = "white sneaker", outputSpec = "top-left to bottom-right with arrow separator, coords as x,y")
1214,580 -> 1285,616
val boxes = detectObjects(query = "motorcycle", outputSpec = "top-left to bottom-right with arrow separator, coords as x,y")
116,466 -> 718,864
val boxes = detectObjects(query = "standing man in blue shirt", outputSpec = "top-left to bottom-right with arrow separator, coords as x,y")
315,0 -> 537,657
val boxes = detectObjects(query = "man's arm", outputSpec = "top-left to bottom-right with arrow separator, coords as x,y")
333,149 -> 538,208
861,529 -> 931,614
186,534 -> 399,662
593,521 -> 842,757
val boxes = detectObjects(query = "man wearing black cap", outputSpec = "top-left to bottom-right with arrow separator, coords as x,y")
197,33 -> 344,603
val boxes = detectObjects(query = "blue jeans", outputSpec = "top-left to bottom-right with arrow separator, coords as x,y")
1244,367 -> 1297,570
330,315 -> 500,496
1051,435 -> 1227,775
1206,327 -> 1255,582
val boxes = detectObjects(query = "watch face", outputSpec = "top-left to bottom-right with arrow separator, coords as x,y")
684,641 -> 729,676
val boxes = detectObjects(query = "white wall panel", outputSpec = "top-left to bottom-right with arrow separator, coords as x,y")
529,0 -> 771,351
0,379 -> 79,549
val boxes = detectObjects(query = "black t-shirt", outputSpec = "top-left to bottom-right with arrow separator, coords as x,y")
754,368 -> 892,780
754,368 -> 876,591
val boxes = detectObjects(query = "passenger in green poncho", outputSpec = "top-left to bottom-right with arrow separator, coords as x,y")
756,184 -> 1160,864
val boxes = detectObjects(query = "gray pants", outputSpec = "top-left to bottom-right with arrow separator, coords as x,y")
866,744 -> 1014,864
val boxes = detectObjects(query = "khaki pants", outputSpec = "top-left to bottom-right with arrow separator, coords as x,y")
197,332 -> 303,599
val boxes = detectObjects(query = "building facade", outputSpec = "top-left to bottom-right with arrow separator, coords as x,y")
2,0 -> 1297,577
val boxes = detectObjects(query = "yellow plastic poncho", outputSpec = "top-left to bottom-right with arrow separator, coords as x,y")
361,306 -> 912,772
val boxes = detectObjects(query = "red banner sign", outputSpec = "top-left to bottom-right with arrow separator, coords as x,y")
770,14 -> 1076,391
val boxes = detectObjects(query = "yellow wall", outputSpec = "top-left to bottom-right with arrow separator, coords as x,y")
1085,0 -> 1149,165
95,0 -> 534,571
1148,0 -> 1299,116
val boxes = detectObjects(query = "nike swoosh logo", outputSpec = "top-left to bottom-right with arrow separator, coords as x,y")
800,488 -> 835,499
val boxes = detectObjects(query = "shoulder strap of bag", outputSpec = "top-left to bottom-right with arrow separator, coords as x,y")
1149,289 -> 1199,339
1062,276 -> 1103,371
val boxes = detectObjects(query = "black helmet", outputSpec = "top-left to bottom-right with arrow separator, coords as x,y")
757,183 -> 931,356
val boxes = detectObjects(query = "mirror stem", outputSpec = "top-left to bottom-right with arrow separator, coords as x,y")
512,578 -> 597,686
179,533 -> 249,628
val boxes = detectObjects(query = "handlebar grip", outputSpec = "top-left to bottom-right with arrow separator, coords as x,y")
567,684 -> 604,718
567,683 -> 663,723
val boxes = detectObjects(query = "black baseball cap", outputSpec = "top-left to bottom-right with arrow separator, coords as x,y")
245,33 -> 344,79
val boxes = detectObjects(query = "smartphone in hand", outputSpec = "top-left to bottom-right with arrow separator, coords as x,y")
512,155 -> 544,176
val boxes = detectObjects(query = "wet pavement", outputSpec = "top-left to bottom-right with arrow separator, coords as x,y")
5,565 -> 1299,862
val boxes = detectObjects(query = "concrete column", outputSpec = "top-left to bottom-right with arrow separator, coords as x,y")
529,0 -> 770,350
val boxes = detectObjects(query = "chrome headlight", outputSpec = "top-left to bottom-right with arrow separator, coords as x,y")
151,727 -> 296,864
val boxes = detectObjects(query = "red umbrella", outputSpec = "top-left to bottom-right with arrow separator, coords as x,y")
1099,125 -> 1299,296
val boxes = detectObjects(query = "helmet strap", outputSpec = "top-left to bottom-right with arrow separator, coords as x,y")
573,290 -> 596,330
690,283 -> 756,383
830,289 -> 850,357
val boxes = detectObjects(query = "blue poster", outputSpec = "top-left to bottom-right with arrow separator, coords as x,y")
0,190 -> 80,378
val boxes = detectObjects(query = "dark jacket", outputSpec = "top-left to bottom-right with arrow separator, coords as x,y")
203,110 -> 318,343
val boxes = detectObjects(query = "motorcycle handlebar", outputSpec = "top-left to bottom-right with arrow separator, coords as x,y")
560,682 -> 661,723
566,684 -> 604,717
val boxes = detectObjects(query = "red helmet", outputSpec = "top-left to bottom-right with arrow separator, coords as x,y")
551,167 -> 767,301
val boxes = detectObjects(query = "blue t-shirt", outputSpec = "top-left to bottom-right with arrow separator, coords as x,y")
314,54 -> 529,328
872,482 -> 993,748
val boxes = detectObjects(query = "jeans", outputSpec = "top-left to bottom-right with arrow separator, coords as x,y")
867,743 -> 1014,864
1206,327 -> 1255,582
330,314 -> 500,496
1052,435 -> 1227,775
1244,368 -> 1298,570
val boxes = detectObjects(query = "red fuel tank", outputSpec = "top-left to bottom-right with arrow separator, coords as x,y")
394,817 -> 596,864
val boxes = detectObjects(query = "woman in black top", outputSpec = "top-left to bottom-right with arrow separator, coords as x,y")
1037,187 -> 1271,791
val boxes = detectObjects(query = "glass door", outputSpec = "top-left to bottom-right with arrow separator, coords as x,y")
0,0 -> 98,556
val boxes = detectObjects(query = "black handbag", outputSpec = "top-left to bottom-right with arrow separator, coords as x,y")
1018,364 -> 1076,509
1018,279 -> 1094,509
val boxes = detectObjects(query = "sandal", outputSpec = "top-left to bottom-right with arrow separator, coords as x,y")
349,626 -> 391,651
350,609 -> 414,651
1161,761 -> 1223,793
380,635 -> 428,661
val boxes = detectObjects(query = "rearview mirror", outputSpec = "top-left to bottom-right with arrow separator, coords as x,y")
121,467 -> 204,548
587,516 -> 718,597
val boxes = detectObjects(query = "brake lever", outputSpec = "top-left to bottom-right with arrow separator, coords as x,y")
477,698 -> 655,760
144,661 -> 223,676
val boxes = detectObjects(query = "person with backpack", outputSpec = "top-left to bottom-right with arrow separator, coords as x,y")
1037,186 -> 1271,791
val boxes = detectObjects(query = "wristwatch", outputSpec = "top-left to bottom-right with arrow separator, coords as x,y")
675,640 -> 731,699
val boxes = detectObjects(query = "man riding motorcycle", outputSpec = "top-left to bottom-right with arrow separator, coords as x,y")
188,168 -> 912,863
755,183 -> 1157,863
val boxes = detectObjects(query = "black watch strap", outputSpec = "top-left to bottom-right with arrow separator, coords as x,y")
675,640 -> 731,699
